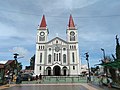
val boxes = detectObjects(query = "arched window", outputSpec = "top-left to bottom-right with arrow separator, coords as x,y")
56,40 -> 58,43
48,54 -> 51,63
73,66 -> 75,70
39,66 -> 41,70
40,53 -> 42,63
39,36 -> 45,41
43,46 -> 44,49
74,45 -> 76,49
63,48 -> 66,51
59,53 -> 61,61
49,48 -> 51,51
57,54 -> 58,61
63,54 -> 66,63
72,46 -> 73,49
70,36 -> 75,41
72,52 -> 75,62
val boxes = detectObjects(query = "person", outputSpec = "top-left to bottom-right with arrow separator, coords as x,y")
39,74 -> 42,83
36,75 -> 38,81
107,76 -> 112,88
16,74 -> 22,84
86,74 -> 89,83
39,74 -> 42,80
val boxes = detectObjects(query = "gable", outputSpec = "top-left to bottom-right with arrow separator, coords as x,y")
47,37 -> 67,45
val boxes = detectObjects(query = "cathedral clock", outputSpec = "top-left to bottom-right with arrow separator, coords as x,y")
70,31 -> 75,36
40,32 -> 45,36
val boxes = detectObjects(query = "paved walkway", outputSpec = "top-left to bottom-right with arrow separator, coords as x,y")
0,84 -> 16,90
0,83 -> 118,90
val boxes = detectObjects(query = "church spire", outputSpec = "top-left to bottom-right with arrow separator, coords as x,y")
68,14 -> 75,29
39,15 -> 47,29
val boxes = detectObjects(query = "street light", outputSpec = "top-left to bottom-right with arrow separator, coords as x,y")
85,52 -> 91,82
14,53 -> 19,60
13,53 -> 19,75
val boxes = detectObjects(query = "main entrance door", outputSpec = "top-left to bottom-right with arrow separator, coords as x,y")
53,66 -> 61,76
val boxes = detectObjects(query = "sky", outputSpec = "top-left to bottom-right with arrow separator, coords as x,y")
0,0 -> 120,69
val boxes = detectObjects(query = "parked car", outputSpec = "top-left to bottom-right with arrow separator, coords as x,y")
21,73 -> 33,81
27,72 -> 36,80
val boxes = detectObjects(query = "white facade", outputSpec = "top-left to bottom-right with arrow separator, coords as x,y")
34,15 -> 81,76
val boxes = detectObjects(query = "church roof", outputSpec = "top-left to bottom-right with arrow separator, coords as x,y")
39,15 -> 47,29
0,64 -> 4,69
68,15 -> 76,30
5,60 -> 15,65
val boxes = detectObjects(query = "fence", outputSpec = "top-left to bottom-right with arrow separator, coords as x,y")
22,76 -> 87,84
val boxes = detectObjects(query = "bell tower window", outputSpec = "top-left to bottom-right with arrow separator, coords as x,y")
70,31 -> 75,41
72,52 -> 75,62
39,36 -> 45,41
39,31 -> 45,41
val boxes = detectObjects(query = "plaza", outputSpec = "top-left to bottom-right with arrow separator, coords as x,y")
0,76 -> 119,90
0,83 -> 118,90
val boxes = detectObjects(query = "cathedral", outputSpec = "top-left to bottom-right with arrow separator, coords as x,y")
34,15 -> 81,76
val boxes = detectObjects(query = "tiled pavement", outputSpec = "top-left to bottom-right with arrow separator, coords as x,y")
0,83 -> 119,90
0,84 -> 16,90
0,76 -> 119,90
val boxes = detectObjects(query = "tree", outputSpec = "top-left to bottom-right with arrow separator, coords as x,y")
30,54 -> 35,70
116,35 -> 120,60
115,35 -> 120,84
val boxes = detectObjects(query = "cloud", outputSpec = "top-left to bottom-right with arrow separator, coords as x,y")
9,47 -> 29,58
0,60 -> 7,64
41,0 -> 100,13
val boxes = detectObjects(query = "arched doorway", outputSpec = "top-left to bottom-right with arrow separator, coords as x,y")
63,69 -> 66,76
46,67 -> 51,76
53,66 -> 61,76
63,67 -> 67,76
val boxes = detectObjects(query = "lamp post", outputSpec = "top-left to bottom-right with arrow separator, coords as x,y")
85,52 -> 91,82
13,53 -> 19,75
